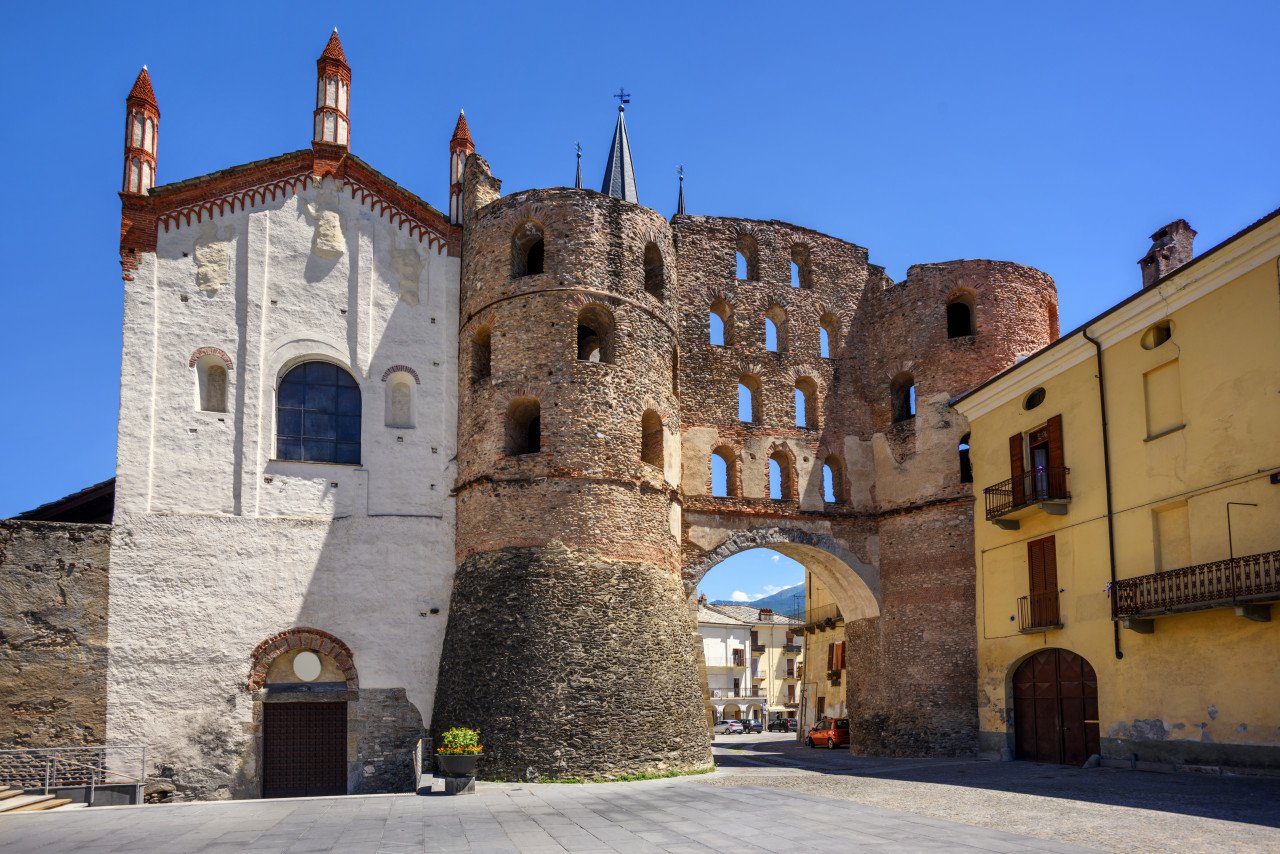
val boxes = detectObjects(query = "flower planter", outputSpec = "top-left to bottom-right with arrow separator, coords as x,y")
436,753 -> 482,778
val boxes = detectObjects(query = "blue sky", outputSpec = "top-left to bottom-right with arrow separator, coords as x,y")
3,2 -> 1278,527
698,549 -> 805,606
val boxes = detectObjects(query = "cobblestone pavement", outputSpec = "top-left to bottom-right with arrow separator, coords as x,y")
705,732 -> 1280,854
0,734 -> 1275,853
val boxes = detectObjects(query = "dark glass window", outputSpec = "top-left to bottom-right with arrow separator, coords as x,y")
277,361 -> 361,464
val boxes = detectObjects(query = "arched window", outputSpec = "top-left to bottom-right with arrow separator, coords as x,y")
765,306 -> 787,352
947,293 -> 975,338
506,397 -> 541,455
711,446 -> 737,497
276,361 -> 361,464
795,377 -> 818,428
959,433 -> 973,484
512,221 -> 545,278
768,449 -> 795,500
891,372 -> 916,423
385,372 -> 415,429
819,313 -> 838,359
738,374 -> 762,424
823,455 -> 845,504
196,356 -> 228,413
790,244 -> 812,288
641,410 -> 663,467
735,234 -> 758,281
471,326 -> 492,383
710,299 -> 733,346
643,242 -> 665,300
577,305 -> 615,363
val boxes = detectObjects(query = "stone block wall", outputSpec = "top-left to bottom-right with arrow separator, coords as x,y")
0,521 -> 110,748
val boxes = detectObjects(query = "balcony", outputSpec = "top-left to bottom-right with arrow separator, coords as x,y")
782,643 -> 802,653
1018,591 -> 1062,633
799,603 -> 844,632
1112,549 -> 1280,630
750,643 -> 765,655
983,467 -> 1070,530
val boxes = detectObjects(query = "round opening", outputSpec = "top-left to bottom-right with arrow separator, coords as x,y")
1141,320 -> 1173,350
1024,388 -> 1046,410
292,650 -> 322,682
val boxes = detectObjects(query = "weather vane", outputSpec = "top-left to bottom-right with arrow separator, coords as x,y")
614,87 -> 631,108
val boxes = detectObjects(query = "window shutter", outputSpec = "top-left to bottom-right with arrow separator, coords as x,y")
1010,433 -> 1026,505
827,643 -> 834,670
1046,414 -> 1065,471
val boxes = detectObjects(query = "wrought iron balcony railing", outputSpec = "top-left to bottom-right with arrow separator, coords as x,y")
1112,550 -> 1280,619
984,467 -> 1070,522
782,643 -> 802,653
1018,591 -> 1062,632
750,643 -> 765,654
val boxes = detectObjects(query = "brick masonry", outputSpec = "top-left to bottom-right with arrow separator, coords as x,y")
0,521 -> 111,748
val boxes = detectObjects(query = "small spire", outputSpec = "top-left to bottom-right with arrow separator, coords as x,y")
451,110 -> 473,147
128,67 -> 159,110
600,91 -> 638,203
319,29 -> 348,65
575,142 -> 582,190
675,165 -> 685,216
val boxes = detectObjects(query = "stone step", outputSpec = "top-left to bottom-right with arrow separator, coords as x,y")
0,795 -> 54,813
9,798 -> 73,812
0,790 -> 22,801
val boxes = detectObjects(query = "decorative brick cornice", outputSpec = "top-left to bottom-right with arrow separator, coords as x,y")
381,364 -> 421,384
248,627 -> 358,691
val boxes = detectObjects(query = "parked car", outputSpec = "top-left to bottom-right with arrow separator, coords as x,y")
744,719 -> 763,733
767,717 -> 796,732
805,718 -> 850,749
713,719 -> 744,734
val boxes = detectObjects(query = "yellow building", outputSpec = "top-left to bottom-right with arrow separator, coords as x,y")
798,570 -> 846,734
954,211 -> 1280,770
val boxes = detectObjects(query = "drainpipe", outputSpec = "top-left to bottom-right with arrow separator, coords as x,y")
1083,328 -> 1123,660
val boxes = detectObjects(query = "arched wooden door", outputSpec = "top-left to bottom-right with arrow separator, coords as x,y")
1013,649 -> 1099,765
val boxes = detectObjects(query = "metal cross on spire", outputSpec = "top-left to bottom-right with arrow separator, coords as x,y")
575,142 -> 583,190
614,87 -> 631,110
676,165 -> 686,216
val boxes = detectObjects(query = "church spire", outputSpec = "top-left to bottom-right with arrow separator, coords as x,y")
313,29 -> 351,151
600,89 -> 637,203
449,110 -> 474,225
122,66 -> 159,194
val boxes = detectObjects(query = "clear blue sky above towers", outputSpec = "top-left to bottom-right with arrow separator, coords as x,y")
2,3 -> 1278,594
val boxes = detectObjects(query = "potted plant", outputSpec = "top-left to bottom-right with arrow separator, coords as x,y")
435,726 -> 484,778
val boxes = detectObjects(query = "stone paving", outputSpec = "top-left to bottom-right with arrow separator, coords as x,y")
0,733 -> 1276,853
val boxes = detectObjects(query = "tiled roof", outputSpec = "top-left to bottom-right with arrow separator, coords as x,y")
320,30 -> 348,65
128,67 -> 158,108
12,478 -> 115,524
701,603 -> 801,626
451,111 -> 473,147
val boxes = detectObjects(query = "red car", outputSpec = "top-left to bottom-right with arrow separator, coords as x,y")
806,718 -> 850,749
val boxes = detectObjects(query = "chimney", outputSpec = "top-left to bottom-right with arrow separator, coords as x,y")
758,608 -> 773,620
698,593 -> 707,605
1139,220 -> 1196,289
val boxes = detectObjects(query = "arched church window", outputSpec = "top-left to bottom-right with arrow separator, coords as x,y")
276,361 -> 361,464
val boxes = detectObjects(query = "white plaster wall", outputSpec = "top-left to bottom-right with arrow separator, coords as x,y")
107,175 -> 459,789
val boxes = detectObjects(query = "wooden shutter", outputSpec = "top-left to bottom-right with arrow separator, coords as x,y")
1010,433 -> 1026,505
827,643 -> 835,670
836,642 -> 846,670
1027,536 -> 1060,627
1046,414 -> 1065,499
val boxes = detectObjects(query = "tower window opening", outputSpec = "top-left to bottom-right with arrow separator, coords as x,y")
512,221 -> 545,278
891,372 -> 916,423
735,235 -> 758,281
711,446 -> 737,497
471,325 -> 492,383
506,397 -> 541,456
959,433 -> 972,484
768,449 -> 795,500
795,377 -> 818,428
823,455 -> 845,504
641,410 -> 663,467
764,319 -> 779,352
576,305 -> 615,363
709,300 -> 733,346
765,305 -> 788,352
738,374 -> 762,424
946,293 -> 975,338
819,313 -> 838,358
643,242 -> 665,300
790,244 -> 812,288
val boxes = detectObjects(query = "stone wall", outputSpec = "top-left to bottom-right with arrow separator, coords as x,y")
0,521 -> 110,748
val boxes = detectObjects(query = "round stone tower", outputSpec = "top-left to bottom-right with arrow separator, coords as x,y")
434,174 -> 711,780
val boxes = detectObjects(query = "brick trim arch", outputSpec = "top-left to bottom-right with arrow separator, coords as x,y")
381,364 -> 421,384
189,346 -> 233,370
248,627 -> 358,691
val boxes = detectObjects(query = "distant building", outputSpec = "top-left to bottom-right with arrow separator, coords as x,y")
955,210 -> 1280,770
796,572 -> 846,733
697,601 -> 801,723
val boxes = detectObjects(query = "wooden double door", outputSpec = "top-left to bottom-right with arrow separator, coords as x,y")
1013,649 -> 1099,765
262,701 -> 348,798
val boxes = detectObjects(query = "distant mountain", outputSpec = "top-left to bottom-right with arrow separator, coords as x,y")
711,583 -> 805,617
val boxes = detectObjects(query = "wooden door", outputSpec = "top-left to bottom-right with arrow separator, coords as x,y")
262,702 -> 347,798
1013,650 -> 1099,764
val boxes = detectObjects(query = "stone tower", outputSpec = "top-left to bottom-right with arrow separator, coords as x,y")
433,153 -> 711,779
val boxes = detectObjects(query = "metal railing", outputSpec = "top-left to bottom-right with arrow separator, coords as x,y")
1112,549 -> 1280,618
788,603 -> 842,629
1018,591 -> 1062,631
782,643 -> 802,653
984,466 -> 1070,520
0,746 -> 146,807
750,643 -> 765,654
